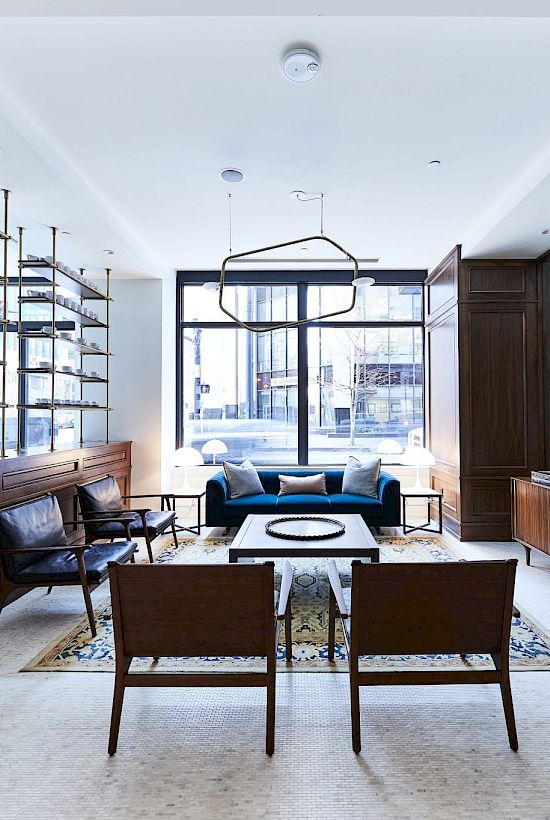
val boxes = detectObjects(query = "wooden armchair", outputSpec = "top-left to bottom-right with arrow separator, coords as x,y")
76,474 -> 178,563
107,560 -> 293,756
328,558 -> 518,753
0,493 -> 137,636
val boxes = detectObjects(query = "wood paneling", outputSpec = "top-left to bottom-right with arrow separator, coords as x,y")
426,246 -> 544,540
0,441 -> 132,607
425,246 -> 459,322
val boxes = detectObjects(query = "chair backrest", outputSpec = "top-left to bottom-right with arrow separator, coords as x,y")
350,560 -> 517,658
76,474 -> 122,520
0,494 -> 67,578
109,562 -> 276,659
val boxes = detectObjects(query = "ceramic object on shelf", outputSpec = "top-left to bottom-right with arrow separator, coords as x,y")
89,342 -> 100,349
90,370 -> 100,378
26,254 -> 40,262
36,398 -> 49,405
60,365 -> 73,373
38,360 -> 50,368
41,326 -> 54,335
75,368 -> 86,376
59,331 -> 72,340
76,337 -> 87,345
56,295 -> 65,305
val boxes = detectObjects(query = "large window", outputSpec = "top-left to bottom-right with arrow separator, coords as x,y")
177,274 -> 424,465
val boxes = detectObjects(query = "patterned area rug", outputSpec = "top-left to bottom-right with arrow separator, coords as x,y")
23,534 -> 550,673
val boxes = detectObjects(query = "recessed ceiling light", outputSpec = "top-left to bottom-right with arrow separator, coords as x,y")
102,249 -> 115,255
428,160 -> 441,167
220,168 -> 245,184
542,229 -> 549,235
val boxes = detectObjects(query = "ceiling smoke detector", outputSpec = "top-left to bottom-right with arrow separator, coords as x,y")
282,49 -> 321,83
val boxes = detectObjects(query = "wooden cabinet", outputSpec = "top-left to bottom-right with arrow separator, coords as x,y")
511,478 -> 550,565
0,440 -> 131,607
426,247 -> 545,540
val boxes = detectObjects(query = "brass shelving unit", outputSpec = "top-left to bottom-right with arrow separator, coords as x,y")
16,226 -> 112,451
1,189 -> 16,458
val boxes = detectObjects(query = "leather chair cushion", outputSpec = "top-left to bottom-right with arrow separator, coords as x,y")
0,494 -> 67,578
90,510 -> 175,538
77,475 -> 123,517
13,540 -> 137,585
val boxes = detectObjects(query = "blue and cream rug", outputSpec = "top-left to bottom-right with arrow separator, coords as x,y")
23,534 -> 550,673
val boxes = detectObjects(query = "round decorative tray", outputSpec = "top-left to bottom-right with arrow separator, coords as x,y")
265,516 -> 345,541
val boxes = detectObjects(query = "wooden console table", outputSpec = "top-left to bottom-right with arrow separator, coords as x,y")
511,477 -> 550,565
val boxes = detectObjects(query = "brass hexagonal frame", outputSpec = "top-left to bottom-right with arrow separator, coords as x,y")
218,234 -> 359,332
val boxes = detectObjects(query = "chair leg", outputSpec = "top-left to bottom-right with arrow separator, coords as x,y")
108,660 -> 130,755
500,675 -> 519,751
285,602 -> 292,661
350,674 -> 361,754
171,518 -> 178,548
144,531 -> 154,564
266,672 -> 276,756
76,551 -> 96,638
46,586 -> 53,595
328,588 -> 336,661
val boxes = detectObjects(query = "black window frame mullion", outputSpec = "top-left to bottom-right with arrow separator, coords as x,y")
297,283 -> 308,465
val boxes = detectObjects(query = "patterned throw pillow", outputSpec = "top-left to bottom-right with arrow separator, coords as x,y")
278,473 -> 328,496
223,459 -> 265,499
342,455 -> 381,498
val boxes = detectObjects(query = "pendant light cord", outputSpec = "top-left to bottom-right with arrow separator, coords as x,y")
320,193 -> 324,236
228,192 -> 232,255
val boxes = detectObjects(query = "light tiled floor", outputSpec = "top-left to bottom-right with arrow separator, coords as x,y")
2,531 -> 550,819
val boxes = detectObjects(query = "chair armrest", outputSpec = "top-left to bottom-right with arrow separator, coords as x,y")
378,470 -> 400,501
120,494 -> 169,500
0,544 -> 92,555
276,560 -> 293,619
82,508 -> 151,516
66,516 -> 135,540
328,560 -> 349,617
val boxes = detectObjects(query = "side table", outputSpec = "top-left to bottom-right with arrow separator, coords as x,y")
401,488 -> 443,535
161,490 -> 206,536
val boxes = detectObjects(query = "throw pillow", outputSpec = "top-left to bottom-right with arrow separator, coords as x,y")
224,460 -> 265,499
278,473 -> 328,496
342,455 -> 381,498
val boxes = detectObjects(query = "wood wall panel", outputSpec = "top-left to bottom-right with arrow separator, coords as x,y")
426,246 -> 459,322
426,245 -> 543,540
426,310 -> 459,472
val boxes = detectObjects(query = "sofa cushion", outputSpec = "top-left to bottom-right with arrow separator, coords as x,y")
329,493 -> 384,518
276,494 -> 332,514
225,494 -> 279,515
278,473 -> 327,496
342,455 -> 381,498
224,460 -> 265,499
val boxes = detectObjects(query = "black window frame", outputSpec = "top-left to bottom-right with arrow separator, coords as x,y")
176,268 -> 427,464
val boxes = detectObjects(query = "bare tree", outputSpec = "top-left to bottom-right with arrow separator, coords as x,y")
330,328 -> 388,447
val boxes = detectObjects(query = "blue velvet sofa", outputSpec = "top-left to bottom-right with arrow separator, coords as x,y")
205,468 -> 400,529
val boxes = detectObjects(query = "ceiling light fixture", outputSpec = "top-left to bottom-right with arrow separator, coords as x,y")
102,249 -> 115,255
542,229 -> 549,235
282,48 -> 321,83
211,192 -> 371,333
220,168 -> 245,184
428,160 -> 441,167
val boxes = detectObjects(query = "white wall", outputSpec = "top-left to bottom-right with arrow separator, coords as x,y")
108,278 -> 163,494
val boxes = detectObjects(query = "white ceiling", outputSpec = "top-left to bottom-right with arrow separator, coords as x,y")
0,8 -> 549,278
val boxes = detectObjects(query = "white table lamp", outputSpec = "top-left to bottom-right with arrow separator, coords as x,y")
201,439 -> 228,465
376,438 -> 403,460
172,447 -> 204,493
402,445 -> 435,492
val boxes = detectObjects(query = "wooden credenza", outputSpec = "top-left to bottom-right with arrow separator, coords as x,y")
0,440 -> 132,607
511,477 -> 550,565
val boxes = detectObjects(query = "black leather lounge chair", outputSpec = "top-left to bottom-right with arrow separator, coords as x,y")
0,493 -> 137,636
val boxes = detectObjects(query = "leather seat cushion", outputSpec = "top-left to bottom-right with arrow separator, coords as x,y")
89,510 -> 175,538
13,540 -> 137,584
0,494 -> 67,577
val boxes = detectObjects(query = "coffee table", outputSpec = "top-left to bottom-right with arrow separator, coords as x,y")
228,514 -> 379,563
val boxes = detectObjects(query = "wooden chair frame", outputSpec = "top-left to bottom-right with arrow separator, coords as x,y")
107,560 -> 293,756
328,559 -> 518,753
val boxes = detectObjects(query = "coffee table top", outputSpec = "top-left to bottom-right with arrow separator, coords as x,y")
230,513 -> 377,556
